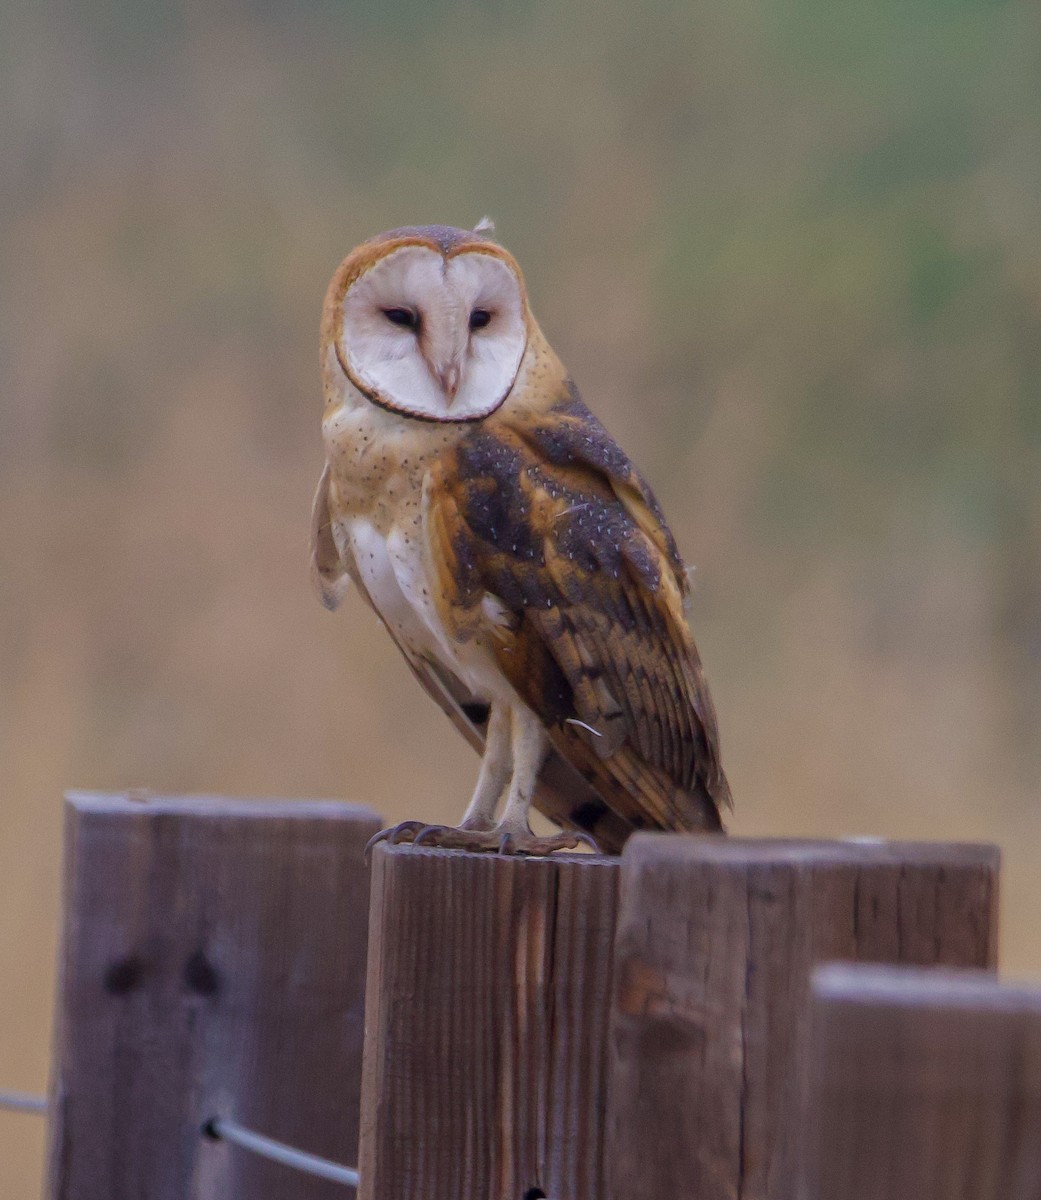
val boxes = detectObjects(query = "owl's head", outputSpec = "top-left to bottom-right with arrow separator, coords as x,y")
322,224 -> 530,423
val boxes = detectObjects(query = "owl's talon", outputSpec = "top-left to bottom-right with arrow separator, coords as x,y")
365,820 -> 427,861
390,820 -> 428,843
412,824 -> 446,847
364,830 -> 389,862
572,829 -> 603,854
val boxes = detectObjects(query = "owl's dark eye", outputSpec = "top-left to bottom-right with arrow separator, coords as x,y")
469,308 -> 492,331
383,306 -> 419,330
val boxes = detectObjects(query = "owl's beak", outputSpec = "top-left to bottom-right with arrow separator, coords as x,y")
438,362 -> 461,405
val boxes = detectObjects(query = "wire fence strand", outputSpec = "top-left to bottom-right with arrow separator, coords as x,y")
0,1092 -> 360,1189
205,1117 -> 360,1188
0,1091 -> 48,1114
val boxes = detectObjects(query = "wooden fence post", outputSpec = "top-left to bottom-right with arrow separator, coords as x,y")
605,837 -> 1000,1200
358,844 -> 620,1200
801,964 -> 1041,1200
46,793 -> 381,1200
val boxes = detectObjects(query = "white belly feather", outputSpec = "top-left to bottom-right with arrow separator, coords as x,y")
346,517 -> 515,707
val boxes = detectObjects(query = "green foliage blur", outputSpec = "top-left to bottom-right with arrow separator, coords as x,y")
0,0 -> 1038,1189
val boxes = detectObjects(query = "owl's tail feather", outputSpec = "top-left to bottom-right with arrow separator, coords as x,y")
537,735 -> 726,855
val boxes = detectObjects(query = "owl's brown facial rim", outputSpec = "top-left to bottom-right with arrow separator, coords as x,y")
336,243 -> 529,423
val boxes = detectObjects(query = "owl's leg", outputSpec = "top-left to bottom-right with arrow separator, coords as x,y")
373,702 -> 511,851
494,704 -> 549,838
458,703 -> 511,832
369,701 -> 598,857
491,704 -> 599,856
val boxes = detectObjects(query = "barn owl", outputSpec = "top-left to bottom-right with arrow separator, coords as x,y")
311,223 -> 731,854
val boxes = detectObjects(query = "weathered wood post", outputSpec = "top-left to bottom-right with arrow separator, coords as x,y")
605,837 -> 1000,1200
358,844 -> 620,1200
801,964 -> 1041,1200
46,793 -> 381,1200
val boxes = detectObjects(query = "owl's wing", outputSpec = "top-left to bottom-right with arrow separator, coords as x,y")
310,464 -> 353,611
425,387 -> 731,844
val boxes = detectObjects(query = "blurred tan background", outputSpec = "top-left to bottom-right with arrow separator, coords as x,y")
2,0 -> 1039,1191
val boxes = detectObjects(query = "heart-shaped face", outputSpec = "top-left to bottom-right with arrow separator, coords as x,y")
336,242 -> 528,423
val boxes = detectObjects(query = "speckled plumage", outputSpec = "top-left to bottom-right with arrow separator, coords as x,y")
312,224 -> 730,853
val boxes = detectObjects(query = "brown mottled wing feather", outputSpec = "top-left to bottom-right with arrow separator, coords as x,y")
426,385 -> 731,849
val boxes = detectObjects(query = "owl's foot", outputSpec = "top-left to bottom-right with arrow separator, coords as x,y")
364,821 -> 428,861
416,822 -> 601,856
366,820 -> 600,858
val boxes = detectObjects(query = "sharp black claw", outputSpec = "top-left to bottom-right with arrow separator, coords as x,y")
574,830 -> 603,854
411,824 -> 442,847
365,821 -> 426,862
364,829 -> 390,863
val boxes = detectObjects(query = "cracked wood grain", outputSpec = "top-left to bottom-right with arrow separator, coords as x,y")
46,793 -> 380,1200
604,836 -> 1000,1200
358,844 -> 620,1200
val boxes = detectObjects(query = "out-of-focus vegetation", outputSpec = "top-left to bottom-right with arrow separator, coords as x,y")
1,0 -> 1039,1189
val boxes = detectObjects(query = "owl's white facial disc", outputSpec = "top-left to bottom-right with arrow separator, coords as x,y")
339,245 -> 527,422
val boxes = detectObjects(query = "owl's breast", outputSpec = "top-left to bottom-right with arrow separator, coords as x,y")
347,516 -> 435,655
322,402 -> 461,509
322,401 -> 514,702
322,402 -> 445,575
345,513 -> 513,706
